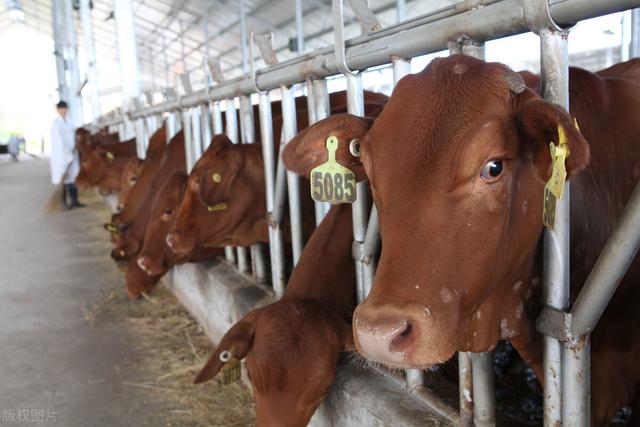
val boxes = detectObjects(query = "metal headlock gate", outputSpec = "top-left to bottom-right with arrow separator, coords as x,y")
94,0 -> 640,425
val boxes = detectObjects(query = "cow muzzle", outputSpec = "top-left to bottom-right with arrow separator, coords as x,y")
353,302 -> 458,368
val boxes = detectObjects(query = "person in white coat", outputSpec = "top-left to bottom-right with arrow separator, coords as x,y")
49,101 -> 84,209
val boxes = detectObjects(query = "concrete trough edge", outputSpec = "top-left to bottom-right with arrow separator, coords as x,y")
163,260 -> 458,426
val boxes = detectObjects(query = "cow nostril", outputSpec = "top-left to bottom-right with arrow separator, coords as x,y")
390,321 -> 416,354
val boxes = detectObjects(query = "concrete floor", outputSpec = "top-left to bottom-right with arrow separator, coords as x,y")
0,158 -> 168,426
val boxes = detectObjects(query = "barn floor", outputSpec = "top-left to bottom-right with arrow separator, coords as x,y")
0,158 -> 254,426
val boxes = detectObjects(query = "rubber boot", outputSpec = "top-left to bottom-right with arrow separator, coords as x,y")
62,184 -> 70,209
68,184 -> 85,208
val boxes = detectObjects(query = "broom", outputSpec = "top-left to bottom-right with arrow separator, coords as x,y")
45,161 -> 73,214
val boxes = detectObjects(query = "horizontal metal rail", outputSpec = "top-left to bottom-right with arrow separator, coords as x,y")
93,0 -> 639,127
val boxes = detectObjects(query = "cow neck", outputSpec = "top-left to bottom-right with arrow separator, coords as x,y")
283,204 -> 355,312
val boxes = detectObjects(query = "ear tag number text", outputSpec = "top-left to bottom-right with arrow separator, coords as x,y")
543,124 -> 571,230
310,136 -> 357,204
219,351 -> 241,385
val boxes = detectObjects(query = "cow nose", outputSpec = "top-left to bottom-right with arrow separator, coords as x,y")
353,308 -> 417,366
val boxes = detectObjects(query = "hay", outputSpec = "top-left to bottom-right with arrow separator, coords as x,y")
89,283 -> 256,427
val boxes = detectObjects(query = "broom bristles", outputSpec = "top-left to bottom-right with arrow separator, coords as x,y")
45,183 -> 67,214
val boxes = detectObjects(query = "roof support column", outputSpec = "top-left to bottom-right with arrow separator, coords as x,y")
113,0 -> 142,145
80,0 -> 101,121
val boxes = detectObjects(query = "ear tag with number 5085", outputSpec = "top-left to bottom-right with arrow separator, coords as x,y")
309,136 -> 357,204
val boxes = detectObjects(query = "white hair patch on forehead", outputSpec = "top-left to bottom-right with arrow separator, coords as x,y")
452,63 -> 468,75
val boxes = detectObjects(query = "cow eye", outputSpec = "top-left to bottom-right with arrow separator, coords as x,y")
163,208 -> 173,216
480,159 -> 504,180
130,176 -> 137,183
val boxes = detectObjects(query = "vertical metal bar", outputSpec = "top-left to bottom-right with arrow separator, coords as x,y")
306,79 -> 331,225
79,0 -> 101,121
295,0 -> 305,54
470,352 -> 496,427
396,0 -> 406,22
183,110 -> 194,172
191,107 -> 203,166
240,94 -> 268,282
345,73 -> 368,303
212,101 -> 224,134
239,0 -> 249,73
312,79 -> 332,222
260,92 -> 286,295
179,20 -> 187,72
537,28 -> 572,427
51,1 -> 68,104
114,0 -> 141,141
201,103 -> 213,150
458,352 -> 474,427
631,9 -> 640,58
281,85 -> 304,264
224,99 -> 240,266
62,0 -> 83,125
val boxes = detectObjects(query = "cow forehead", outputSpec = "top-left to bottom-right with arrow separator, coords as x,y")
365,56 -> 512,174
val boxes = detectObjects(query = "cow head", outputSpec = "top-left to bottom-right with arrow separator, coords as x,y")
116,158 -> 144,213
283,55 -> 589,370
76,143 -> 117,189
167,135 -> 267,254
194,299 -> 354,426
137,171 -> 189,276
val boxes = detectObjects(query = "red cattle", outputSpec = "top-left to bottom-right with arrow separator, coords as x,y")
166,91 -> 388,255
111,126 -> 168,229
111,129 -> 184,265
283,55 -> 640,424
115,157 -> 144,212
194,204 -> 355,426
76,133 -> 137,194
136,171 -> 224,280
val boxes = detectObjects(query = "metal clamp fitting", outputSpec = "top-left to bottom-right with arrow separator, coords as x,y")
522,0 -> 573,34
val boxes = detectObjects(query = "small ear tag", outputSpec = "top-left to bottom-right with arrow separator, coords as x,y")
207,202 -> 228,212
218,350 -> 241,386
105,152 -> 115,161
309,136 -> 357,204
543,124 -> 570,231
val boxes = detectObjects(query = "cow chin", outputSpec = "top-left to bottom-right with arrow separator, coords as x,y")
353,301 -> 459,369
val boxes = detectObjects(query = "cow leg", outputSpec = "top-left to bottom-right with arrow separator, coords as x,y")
510,318 -> 543,384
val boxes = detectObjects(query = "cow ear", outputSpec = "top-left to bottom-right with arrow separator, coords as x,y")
193,309 -> 261,384
516,96 -> 590,181
209,134 -> 233,148
283,114 -> 374,181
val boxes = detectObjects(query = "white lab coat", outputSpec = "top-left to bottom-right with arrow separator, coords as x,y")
49,115 -> 79,184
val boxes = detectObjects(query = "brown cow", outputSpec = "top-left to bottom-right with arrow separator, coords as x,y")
166,91 -> 388,255
76,135 -> 137,194
194,204 -> 355,426
283,55 -> 640,424
111,126 -> 168,229
115,157 -> 144,212
111,129 -> 184,262
136,171 -> 224,278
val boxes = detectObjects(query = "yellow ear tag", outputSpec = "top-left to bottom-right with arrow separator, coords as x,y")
207,202 -> 228,212
218,350 -> 241,386
106,224 -> 119,234
105,152 -> 115,161
309,136 -> 357,204
543,124 -> 570,230
212,173 -> 222,183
